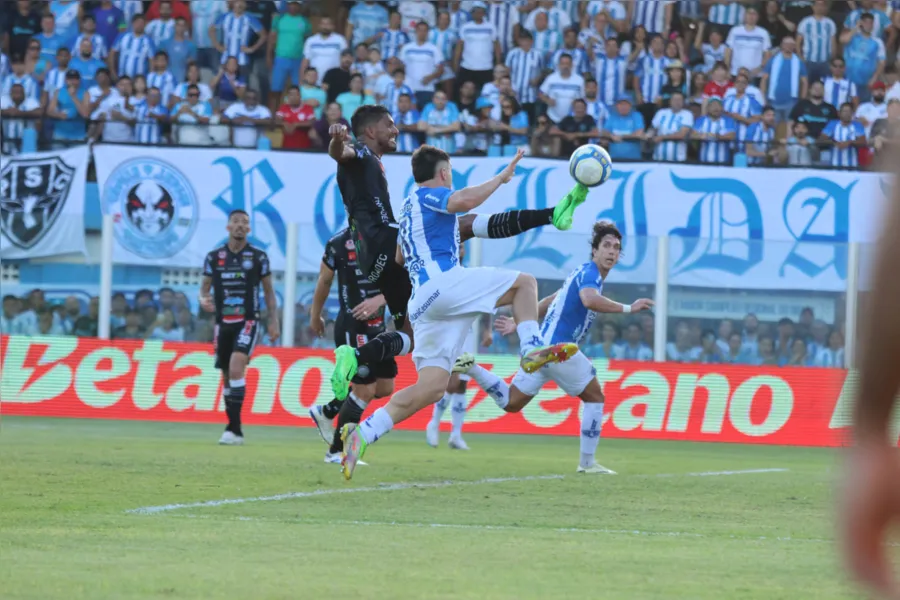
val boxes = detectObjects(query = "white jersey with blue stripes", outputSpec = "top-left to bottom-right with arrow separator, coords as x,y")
541,262 -> 604,346
398,186 -> 461,291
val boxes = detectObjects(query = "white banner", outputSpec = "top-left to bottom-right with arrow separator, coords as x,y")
0,146 -> 89,259
92,145 -> 890,292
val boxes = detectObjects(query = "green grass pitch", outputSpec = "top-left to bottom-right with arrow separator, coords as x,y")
0,417 -> 887,599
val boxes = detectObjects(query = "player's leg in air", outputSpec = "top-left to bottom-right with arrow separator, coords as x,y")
340,146 -> 579,479
329,181 -> 591,401
426,329 -> 478,450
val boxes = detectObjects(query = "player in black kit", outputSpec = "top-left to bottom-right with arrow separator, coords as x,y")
327,104 -> 589,400
308,227 -> 396,463
200,209 -> 280,446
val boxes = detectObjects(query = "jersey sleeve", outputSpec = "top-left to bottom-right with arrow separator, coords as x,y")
822,119 -> 836,137
203,252 -> 214,276
419,187 -> 453,213
322,239 -> 337,270
259,251 -> 271,278
577,263 -> 603,292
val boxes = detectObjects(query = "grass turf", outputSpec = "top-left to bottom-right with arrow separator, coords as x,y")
0,417 -> 878,599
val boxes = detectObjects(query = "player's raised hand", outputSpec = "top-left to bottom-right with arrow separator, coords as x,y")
493,315 -> 516,336
199,295 -> 215,313
498,148 -> 525,184
329,123 -> 349,141
630,298 -> 654,312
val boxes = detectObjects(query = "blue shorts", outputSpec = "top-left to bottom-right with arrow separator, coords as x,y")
271,56 -> 301,92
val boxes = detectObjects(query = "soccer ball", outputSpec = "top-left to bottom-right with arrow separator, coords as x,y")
568,144 -> 613,188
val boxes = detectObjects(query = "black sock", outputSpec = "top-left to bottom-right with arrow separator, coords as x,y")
225,382 -> 245,437
322,397 -> 344,420
329,394 -> 365,454
486,209 -> 554,239
355,331 -> 407,365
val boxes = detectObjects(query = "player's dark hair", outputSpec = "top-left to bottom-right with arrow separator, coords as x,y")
351,104 -> 390,139
229,209 -> 249,219
591,221 -> 623,253
411,145 -> 451,183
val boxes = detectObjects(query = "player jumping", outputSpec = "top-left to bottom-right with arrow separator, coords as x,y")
454,221 -> 653,473
327,105 -> 588,402
199,209 -> 280,446
340,145 -> 579,479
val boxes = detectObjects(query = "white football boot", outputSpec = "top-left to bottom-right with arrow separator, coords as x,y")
218,431 -> 244,446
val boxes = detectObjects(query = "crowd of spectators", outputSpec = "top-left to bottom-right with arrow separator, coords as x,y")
1,0 -> 899,168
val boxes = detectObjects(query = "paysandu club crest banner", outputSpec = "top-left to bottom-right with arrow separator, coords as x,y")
0,146 -> 89,259
92,144 -> 890,291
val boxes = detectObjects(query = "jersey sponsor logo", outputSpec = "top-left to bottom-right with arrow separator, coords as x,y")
409,289 -> 440,322
367,252 -> 390,283
223,297 -> 243,306
220,271 -> 245,280
242,259 -> 253,270
344,239 -> 355,250
0,154 -> 76,249
218,250 -> 226,258
356,334 -> 368,346
102,157 -> 198,259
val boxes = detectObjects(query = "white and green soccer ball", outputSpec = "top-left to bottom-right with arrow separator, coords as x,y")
568,144 -> 613,188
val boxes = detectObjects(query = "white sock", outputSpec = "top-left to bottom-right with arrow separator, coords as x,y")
359,407 -> 394,444
471,214 -> 490,238
449,393 -> 467,438
431,394 -> 450,425
579,402 -> 604,468
516,320 -> 542,354
467,364 -> 510,409
398,331 -> 411,356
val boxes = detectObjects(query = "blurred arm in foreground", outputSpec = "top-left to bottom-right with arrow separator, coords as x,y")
839,147 -> 900,600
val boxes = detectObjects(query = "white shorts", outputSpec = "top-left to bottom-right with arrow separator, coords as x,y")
408,266 -> 519,372
511,350 -> 595,398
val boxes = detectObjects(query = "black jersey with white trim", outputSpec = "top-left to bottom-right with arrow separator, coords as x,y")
336,141 -> 398,282
203,243 -> 270,325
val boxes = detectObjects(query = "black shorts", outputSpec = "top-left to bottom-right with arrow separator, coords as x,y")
334,312 -> 397,385
377,258 -> 412,332
213,320 -> 260,371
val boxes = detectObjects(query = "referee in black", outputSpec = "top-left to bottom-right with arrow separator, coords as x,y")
200,209 -> 280,445
309,226 -> 396,463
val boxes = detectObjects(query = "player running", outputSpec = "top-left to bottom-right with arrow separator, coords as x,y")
340,145 -> 579,480
454,221 -> 653,473
199,209 -> 280,446
308,227 -> 394,464
327,104 -> 589,402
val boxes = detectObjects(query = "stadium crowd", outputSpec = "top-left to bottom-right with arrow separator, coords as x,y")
0,0 -> 899,167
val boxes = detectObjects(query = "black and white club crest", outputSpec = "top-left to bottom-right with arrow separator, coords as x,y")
0,156 -> 75,249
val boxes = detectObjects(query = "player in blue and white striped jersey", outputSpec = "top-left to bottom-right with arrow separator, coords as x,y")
392,94 -> 421,153
820,102 -> 866,168
456,221 -> 653,474
692,97 -> 736,164
211,1 -> 266,68
744,105 -> 778,165
650,90 -> 694,161
630,0 -> 674,35
340,145 -> 583,479
708,1 -> 746,27
506,31 -> 543,106
111,15 -> 156,78
592,37 -> 628,106
134,86 -> 169,144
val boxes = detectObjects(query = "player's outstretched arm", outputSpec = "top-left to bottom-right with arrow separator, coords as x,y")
579,288 -> 653,314
328,123 -> 356,163
446,148 -> 524,213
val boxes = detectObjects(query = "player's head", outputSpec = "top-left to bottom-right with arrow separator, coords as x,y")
590,220 -> 622,271
351,104 -> 398,153
411,145 -> 452,186
227,209 -> 250,241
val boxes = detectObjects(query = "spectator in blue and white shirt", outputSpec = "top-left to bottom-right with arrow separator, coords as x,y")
593,37 -> 628,106
819,102 -> 866,168
2,56 -> 39,102
761,36 -> 808,123
0,53 -> 9,82
708,1 -> 746,30
723,72 -> 762,143
583,78 -> 610,140
585,0 -> 629,33
844,1 -> 891,38
528,11 -> 562,61
633,35 -> 670,107
693,96 -> 736,163
399,21 -> 445,109
429,11 -> 460,92
209,0 -> 267,72
382,67 -> 413,113
550,28 -> 590,75
146,51 -> 177,107
134,86 -> 168,143
114,0 -> 144,28
725,7 -> 771,77
524,1 -> 572,34
745,106 -> 779,164
484,0 -> 518,57
539,53 -> 586,123
823,57 -> 860,108
146,1 -> 177,47
1,84 -> 41,154
301,18 -> 348,86
346,0 -> 390,48
418,89 -> 461,153
650,90 -> 693,161
379,11 -> 410,61
796,0 -> 836,84
190,0 -> 226,71
71,15 -> 108,60
393,92 -> 421,152
840,12 -> 886,102
617,322 -> 653,361
629,0 -> 674,36
505,30 -> 543,113
110,14 -> 155,78
579,11 -> 615,57
694,21 -> 729,73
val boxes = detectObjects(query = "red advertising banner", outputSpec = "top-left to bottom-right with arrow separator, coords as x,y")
1,335 -> 891,447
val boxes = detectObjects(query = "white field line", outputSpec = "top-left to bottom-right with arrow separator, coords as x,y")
125,475 -> 565,515
126,468 -> 789,515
